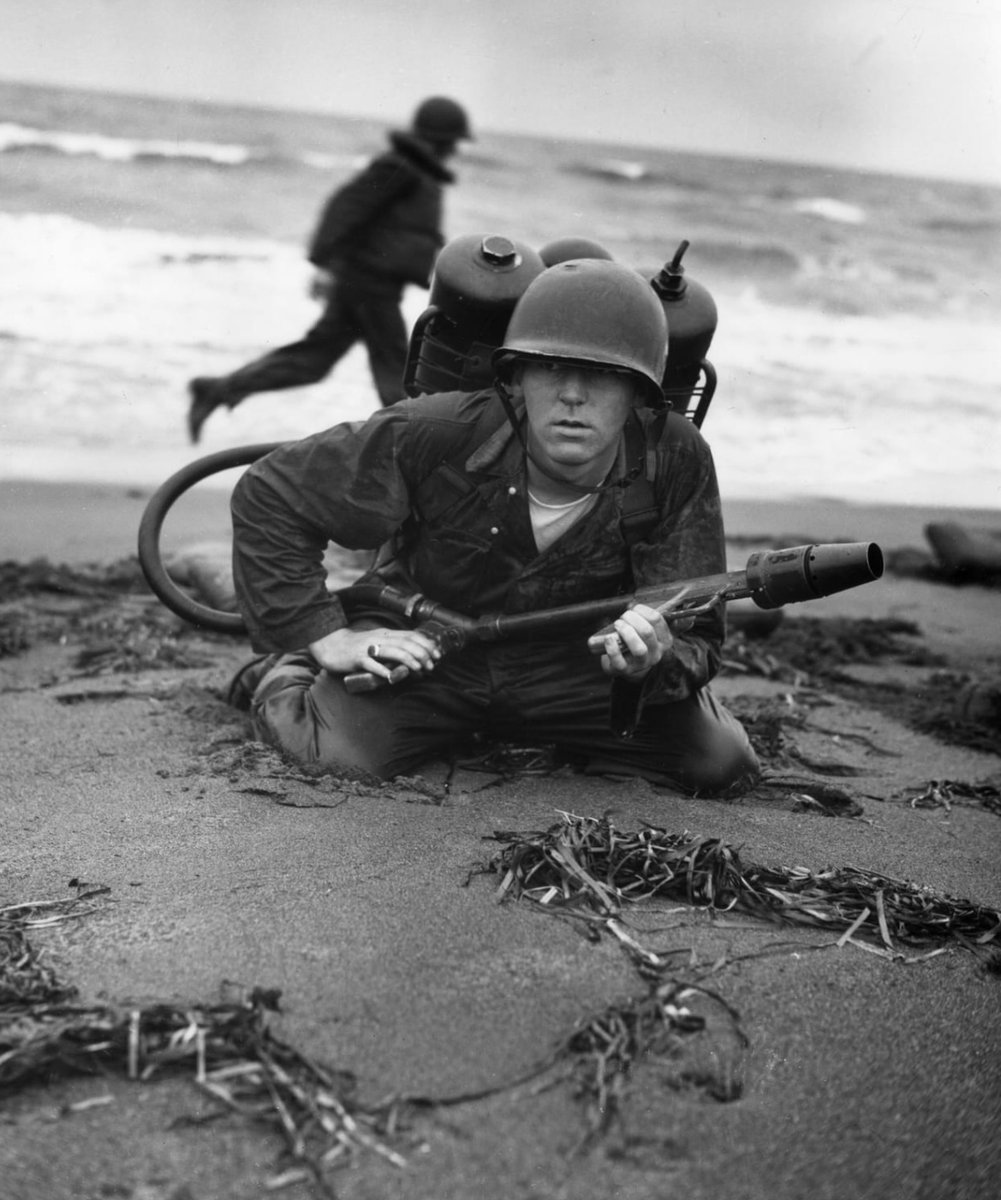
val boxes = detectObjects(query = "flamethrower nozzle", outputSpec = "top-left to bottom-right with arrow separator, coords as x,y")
746,543 -> 884,610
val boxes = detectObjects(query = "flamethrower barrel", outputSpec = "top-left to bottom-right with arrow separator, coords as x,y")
479,573 -> 738,642
585,542 -> 883,656
746,542 -> 884,609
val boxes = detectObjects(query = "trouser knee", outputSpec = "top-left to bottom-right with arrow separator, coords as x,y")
583,689 -> 759,796
249,658 -> 385,782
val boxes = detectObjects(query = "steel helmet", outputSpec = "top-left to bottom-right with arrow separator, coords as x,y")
412,96 -> 473,142
538,236 -> 614,266
493,259 -> 668,407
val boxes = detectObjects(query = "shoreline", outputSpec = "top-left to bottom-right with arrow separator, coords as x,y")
3,475 -> 1000,567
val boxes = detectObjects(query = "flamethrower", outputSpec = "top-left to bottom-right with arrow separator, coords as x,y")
336,541 -> 883,692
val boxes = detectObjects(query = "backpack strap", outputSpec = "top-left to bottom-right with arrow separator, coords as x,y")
618,409 -> 664,547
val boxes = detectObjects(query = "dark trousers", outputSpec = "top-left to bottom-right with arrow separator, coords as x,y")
215,277 -> 408,409
248,642 -> 760,796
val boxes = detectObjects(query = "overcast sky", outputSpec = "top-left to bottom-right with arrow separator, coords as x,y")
1,0 -> 998,184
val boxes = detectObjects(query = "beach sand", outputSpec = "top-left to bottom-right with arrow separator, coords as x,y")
2,478 -> 1000,1200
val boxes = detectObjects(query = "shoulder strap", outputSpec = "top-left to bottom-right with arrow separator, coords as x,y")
441,393 -> 510,482
618,411 -> 664,547
409,394 -> 509,522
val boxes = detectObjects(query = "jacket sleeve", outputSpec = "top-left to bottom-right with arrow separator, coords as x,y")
307,156 -> 416,268
230,412 -> 417,652
610,426 -> 727,729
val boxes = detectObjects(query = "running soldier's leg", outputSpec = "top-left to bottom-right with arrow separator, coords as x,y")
207,286 -> 362,409
352,285 -> 409,406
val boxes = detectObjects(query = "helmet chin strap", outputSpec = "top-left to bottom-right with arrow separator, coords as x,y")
496,381 -> 647,496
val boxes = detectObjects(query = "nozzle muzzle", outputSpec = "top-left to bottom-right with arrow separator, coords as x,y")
746,543 -> 883,610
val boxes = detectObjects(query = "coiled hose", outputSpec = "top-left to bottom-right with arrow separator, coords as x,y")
137,443 -> 280,634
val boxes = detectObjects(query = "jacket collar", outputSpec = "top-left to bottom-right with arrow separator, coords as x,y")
389,130 -> 456,183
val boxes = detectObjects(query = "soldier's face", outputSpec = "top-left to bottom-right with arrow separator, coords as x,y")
515,361 -> 639,473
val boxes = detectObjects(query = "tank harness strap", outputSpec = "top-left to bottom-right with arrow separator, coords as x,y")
617,410 -> 664,547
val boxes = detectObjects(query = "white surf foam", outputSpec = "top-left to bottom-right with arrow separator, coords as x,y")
1,212 -> 998,511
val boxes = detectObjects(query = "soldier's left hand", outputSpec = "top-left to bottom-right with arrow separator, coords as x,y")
599,603 -> 673,680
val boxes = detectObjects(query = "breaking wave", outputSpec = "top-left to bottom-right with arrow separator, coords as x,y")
0,121 -> 363,173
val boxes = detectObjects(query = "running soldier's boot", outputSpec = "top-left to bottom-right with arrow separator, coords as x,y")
187,377 -> 223,444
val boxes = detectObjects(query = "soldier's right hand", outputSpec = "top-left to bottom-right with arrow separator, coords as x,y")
308,626 -> 441,684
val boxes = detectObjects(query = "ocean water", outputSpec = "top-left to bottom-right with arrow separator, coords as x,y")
1,79 -> 999,511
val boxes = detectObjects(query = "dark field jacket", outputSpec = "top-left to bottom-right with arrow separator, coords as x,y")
307,130 -> 453,288
230,390 -> 728,707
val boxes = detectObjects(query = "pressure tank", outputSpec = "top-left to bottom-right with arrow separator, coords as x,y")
404,233 -> 546,396
649,240 -> 719,423
538,236 -> 614,266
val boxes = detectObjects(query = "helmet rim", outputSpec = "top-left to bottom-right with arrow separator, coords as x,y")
493,259 -> 667,407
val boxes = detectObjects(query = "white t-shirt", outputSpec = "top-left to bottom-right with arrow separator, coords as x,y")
527,488 -> 599,552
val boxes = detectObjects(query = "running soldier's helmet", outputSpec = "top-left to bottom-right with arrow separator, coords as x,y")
412,96 -> 474,142
493,259 -> 668,407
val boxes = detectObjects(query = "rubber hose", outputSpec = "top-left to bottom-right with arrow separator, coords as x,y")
137,443 -> 281,634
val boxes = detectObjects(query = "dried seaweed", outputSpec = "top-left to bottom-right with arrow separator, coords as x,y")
837,672 -> 1001,758
1,892 -> 111,1009
0,928 -> 78,1009
897,778 -> 1001,817
0,990 -> 410,1193
723,695 -> 889,797
195,739 -> 449,804
0,556 -> 230,670
452,740 -> 571,779
750,773 -> 866,818
0,608 -> 33,657
479,812 -> 1001,953
722,616 -> 942,683
553,978 -> 746,1156
0,557 -> 151,600
723,618 -> 999,757
0,895 -> 409,1192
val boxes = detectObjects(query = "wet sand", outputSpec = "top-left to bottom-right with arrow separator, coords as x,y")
2,479 -> 1000,1200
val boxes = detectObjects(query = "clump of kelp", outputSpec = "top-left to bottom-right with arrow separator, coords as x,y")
0,557 -> 222,673
0,994 -> 409,1192
0,897 -> 410,1196
1,906 -> 85,1009
0,557 -> 151,602
897,778 -> 1001,818
723,615 -> 999,756
194,739 -> 449,806
540,977 -> 746,1156
478,812 -> 1001,958
723,615 -> 941,684
466,805 -> 993,1151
